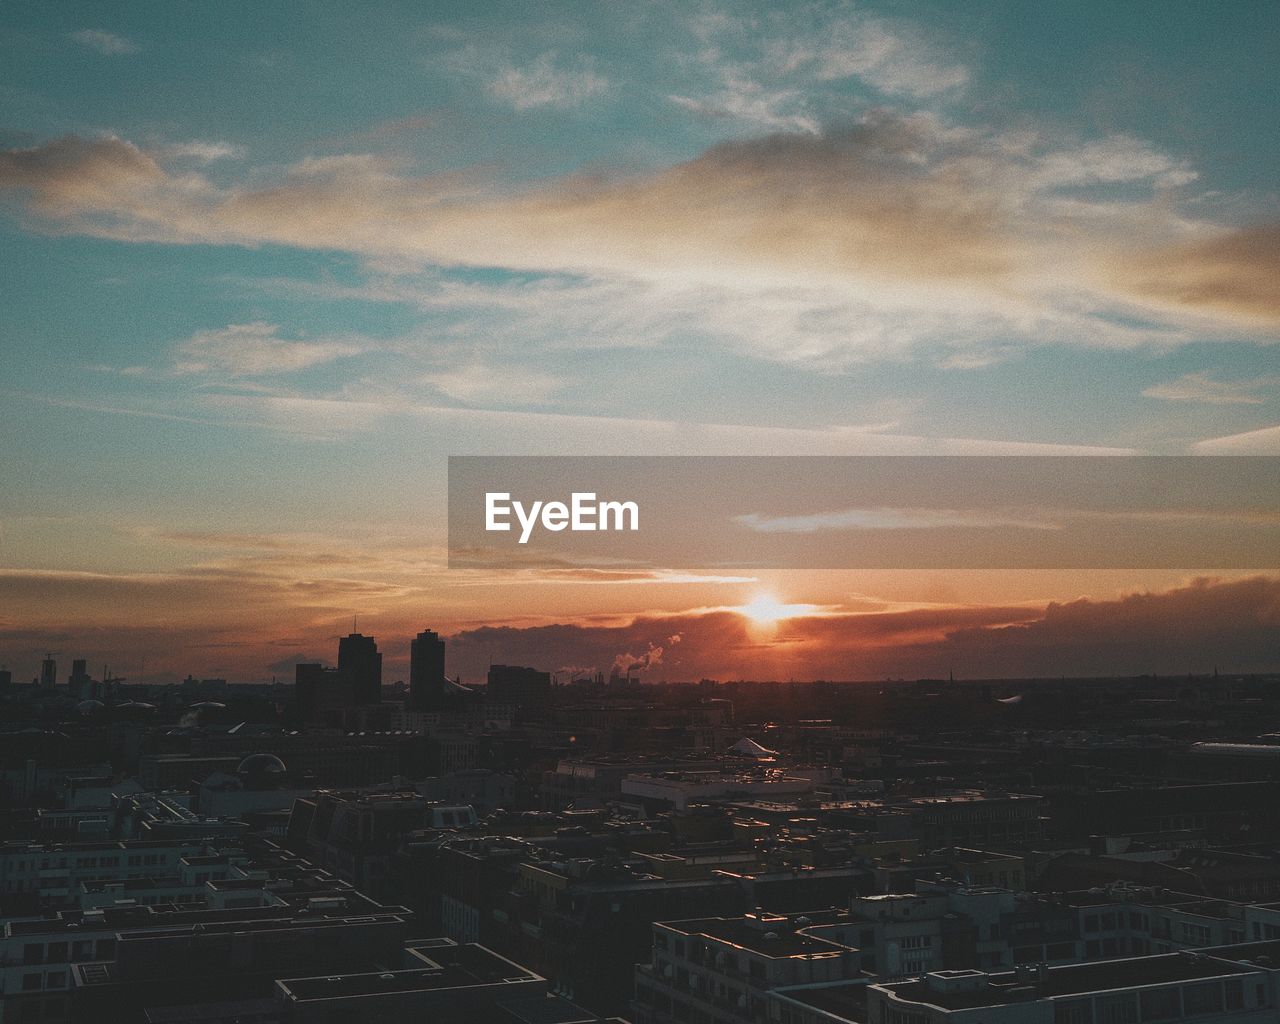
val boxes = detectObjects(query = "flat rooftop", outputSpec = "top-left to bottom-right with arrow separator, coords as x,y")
662,914 -> 853,959
883,954 -> 1255,1011
278,943 -> 538,1001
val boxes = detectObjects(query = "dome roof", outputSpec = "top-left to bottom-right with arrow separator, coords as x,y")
237,753 -> 287,776
76,699 -> 105,715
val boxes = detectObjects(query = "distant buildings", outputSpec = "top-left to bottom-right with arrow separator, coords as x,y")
294,633 -> 383,721
487,664 -> 551,709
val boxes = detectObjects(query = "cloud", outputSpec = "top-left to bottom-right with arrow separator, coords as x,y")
0,119 -> 1272,373
485,52 -> 608,110
936,576 -> 1280,678
70,29 -> 139,56
736,507 -> 1060,533
669,77 -> 820,134
160,140 -> 245,163
1112,224 -> 1280,325
772,16 -> 969,98
22,382 -> 1138,453
171,322 -> 365,377
1142,371 -> 1276,405
421,362 -> 563,406
1193,424 -> 1280,455
444,576 -> 1280,681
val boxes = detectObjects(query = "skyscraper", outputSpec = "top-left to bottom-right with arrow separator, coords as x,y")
409,629 -> 446,710
338,633 -> 382,705
40,656 -> 56,689
69,658 -> 90,699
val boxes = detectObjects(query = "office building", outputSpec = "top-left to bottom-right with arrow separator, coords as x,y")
337,632 -> 382,705
410,630 -> 446,710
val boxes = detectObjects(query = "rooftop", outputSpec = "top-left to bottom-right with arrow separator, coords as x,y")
660,913 -> 854,959
277,942 -> 538,1001
882,953 -> 1256,1011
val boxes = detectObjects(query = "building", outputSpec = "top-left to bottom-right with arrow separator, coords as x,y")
864,948 -> 1280,1024
487,664 -> 552,709
621,769 -> 817,814
337,632 -> 382,705
294,662 -> 349,722
68,660 -> 91,700
39,657 -> 56,690
633,910 -> 862,1024
410,629 -> 446,710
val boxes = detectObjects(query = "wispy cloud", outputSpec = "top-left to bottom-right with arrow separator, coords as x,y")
421,362 -> 563,405
1143,371 -> 1276,405
70,29 -> 139,56
767,14 -> 969,98
159,140 -> 245,163
669,76 -> 819,134
171,322 -> 366,377
1193,424 -> 1280,455
736,507 -> 1060,534
446,47 -> 608,111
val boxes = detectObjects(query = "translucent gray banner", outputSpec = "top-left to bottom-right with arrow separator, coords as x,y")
448,456 -> 1279,570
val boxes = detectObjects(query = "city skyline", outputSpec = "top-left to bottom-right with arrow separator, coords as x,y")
1,1 -> 1277,682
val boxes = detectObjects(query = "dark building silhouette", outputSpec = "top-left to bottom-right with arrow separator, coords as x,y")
39,656 -> 56,689
0,667 -> 10,689
295,662 -> 347,721
487,664 -> 551,707
338,632 -> 382,704
410,629 -> 446,710
68,658 -> 91,699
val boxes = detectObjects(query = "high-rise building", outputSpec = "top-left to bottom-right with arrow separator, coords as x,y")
0,667 -> 11,689
486,664 -> 551,707
69,658 -> 91,699
39,656 -> 56,690
338,633 -> 382,704
295,661 -> 346,721
409,629 -> 446,710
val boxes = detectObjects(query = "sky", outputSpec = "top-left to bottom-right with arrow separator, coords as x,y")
0,1 -> 1277,684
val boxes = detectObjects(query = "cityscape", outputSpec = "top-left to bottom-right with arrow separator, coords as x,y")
3,1 -> 1280,1023
4,634 -> 1280,1022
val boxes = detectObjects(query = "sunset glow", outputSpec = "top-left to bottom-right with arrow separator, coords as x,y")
737,594 -> 818,626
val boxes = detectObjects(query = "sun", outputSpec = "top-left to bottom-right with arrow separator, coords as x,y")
739,593 -> 799,625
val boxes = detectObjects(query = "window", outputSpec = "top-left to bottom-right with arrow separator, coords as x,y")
22,972 -> 43,991
1054,999 -> 1093,1024
45,970 -> 66,989
1139,987 -> 1181,1021
23,944 -> 43,965
1094,993 -> 1138,1024
1183,982 -> 1223,1016
1225,979 -> 1245,1011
